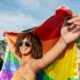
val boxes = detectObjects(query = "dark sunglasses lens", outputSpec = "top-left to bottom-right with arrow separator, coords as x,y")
25,42 -> 31,47
18,41 -> 23,46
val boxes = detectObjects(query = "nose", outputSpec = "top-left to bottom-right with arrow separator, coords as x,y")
20,42 -> 26,47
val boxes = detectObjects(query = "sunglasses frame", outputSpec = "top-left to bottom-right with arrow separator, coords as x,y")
18,41 -> 31,47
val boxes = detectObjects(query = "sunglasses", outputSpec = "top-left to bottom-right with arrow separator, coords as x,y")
18,41 -> 31,47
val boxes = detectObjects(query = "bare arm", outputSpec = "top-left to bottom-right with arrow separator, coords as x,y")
32,37 -> 67,72
5,34 -> 21,62
32,15 -> 80,72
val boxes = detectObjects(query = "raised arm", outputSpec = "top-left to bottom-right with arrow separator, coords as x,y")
32,15 -> 80,72
32,37 -> 67,72
5,34 -> 21,62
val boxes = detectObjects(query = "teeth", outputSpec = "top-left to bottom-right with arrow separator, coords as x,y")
21,49 -> 26,51
22,48 -> 27,50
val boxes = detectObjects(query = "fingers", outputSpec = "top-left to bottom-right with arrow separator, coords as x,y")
72,13 -> 78,17
67,16 -> 80,25
73,21 -> 80,25
63,14 -> 78,27
67,24 -> 76,31
68,17 -> 80,22
71,26 -> 80,40
72,26 -> 80,33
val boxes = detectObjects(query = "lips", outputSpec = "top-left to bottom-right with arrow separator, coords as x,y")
21,48 -> 27,51
20,47 -> 27,51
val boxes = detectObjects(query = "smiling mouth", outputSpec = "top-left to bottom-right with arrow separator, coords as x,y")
21,48 -> 28,50
22,49 -> 27,51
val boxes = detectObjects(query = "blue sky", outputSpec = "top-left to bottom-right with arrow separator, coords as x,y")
0,0 -> 80,40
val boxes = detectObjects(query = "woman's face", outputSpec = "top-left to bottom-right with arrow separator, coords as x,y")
19,37 -> 32,55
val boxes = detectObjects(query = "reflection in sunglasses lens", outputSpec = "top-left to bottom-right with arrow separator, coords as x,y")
25,42 -> 31,47
18,41 -> 23,46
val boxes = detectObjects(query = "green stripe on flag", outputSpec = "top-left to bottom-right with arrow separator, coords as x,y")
68,78 -> 78,80
6,50 -> 20,64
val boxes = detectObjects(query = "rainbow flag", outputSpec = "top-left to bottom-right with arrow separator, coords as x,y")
0,47 -> 20,80
0,6 -> 78,80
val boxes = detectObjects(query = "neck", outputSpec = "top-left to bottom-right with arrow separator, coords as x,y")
21,54 -> 32,64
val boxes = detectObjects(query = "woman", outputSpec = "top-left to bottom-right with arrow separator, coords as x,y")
5,15 -> 80,80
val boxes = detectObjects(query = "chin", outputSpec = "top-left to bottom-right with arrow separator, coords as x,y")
21,51 -> 30,56
22,52 -> 28,55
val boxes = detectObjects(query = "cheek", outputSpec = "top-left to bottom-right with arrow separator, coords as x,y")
19,47 -> 23,53
19,47 -> 21,51
27,47 -> 32,52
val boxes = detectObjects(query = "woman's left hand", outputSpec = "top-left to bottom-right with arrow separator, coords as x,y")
61,15 -> 80,44
68,16 -> 80,26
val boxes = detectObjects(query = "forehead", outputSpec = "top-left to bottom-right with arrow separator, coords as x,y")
22,37 -> 30,41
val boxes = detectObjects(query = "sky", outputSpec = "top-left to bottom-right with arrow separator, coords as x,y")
0,0 -> 80,40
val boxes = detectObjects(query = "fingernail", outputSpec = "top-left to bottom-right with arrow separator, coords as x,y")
67,20 -> 71,23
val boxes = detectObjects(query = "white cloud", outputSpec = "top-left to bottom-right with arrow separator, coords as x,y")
0,13 -> 40,40
14,0 -> 40,10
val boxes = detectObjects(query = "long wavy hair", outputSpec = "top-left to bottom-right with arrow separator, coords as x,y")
15,32 -> 43,59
